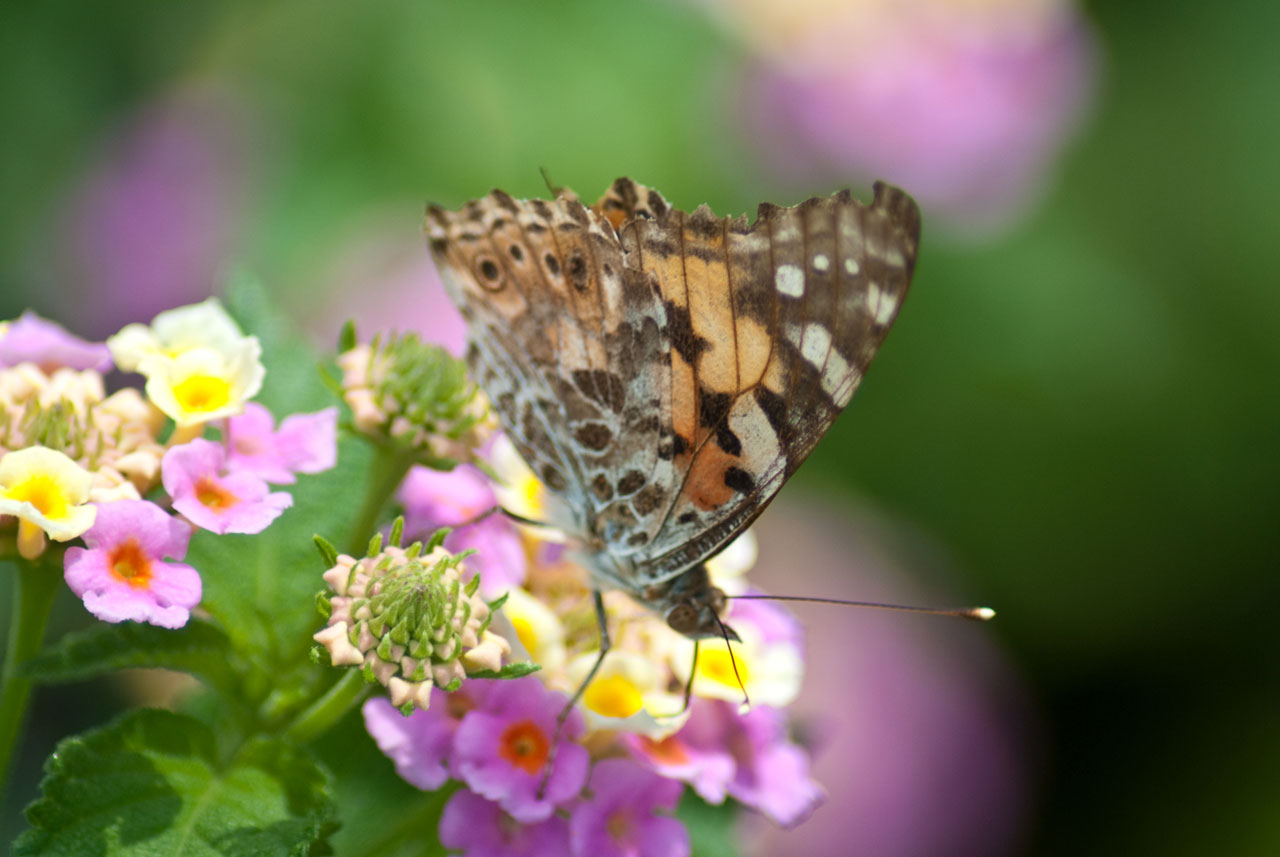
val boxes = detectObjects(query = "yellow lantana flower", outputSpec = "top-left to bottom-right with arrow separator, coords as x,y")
0,446 -> 96,559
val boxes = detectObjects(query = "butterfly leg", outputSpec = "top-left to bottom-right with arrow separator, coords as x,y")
539,588 -> 610,798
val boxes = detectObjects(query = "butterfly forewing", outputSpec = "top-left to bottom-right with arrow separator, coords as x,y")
427,189 -> 678,564
428,178 -> 919,593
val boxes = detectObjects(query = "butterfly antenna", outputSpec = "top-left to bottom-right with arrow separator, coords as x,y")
453,505 -> 558,530
729,593 -> 995,621
539,167 -> 563,197
714,612 -> 750,710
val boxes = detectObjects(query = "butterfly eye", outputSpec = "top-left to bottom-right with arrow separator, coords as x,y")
473,255 -> 504,291
666,603 -> 697,635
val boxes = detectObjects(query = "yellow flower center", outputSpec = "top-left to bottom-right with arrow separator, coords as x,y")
109,538 -> 153,588
173,374 -> 231,414
516,473 -> 544,515
195,476 -> 238,511
698,647 -> 750,689
5,474 -> 70,520
583,674 -> 643,719
511,616 -> 536,654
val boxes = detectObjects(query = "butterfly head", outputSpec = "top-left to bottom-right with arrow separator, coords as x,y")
644,563 -> 741,642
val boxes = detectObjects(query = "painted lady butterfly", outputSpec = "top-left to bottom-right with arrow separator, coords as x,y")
426,177 -> 920,644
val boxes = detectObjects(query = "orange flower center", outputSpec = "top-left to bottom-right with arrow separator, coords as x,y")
108,538 -> 153,588
497,719 -> 550,775
447,691 -> 478,720
638,734 -> 690,766
195,476 -> 238,511
606,809 -> 634,842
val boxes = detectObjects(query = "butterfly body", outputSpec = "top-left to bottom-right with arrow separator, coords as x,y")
427,178 -> 920,639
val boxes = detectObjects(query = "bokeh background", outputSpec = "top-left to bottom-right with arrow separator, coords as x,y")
2,0 -> 1277,854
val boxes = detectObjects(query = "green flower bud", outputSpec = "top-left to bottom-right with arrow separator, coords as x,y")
313,531 -> 511,713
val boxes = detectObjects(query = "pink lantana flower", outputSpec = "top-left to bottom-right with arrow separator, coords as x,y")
63,499 -> 201,628
161,438 -> 291,534
453,677 -> 590,823
398,463 -> 526,597
440,789 -> 571,857
362,682 -> 497,791
225,403 -> 338,484
570,758 -> 689,857
0,312 -> 113,373
626,699 -> 823,828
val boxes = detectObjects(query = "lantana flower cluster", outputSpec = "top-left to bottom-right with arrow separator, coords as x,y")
336,336 -> 823,857
0,300 -> 336,628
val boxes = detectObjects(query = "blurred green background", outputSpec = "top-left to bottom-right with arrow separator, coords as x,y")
1,0 -> 1277,853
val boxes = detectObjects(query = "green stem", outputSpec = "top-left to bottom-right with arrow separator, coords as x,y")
283,670 -> 370,745
0,555 -> 61,803
346,446 -> 417,556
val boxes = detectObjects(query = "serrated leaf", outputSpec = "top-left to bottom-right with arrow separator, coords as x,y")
463,661 -> 540,681
14,709 -> 334,857
21,619 -> 236,692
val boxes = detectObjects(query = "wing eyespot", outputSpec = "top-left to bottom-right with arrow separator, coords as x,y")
474,255 -> 504,291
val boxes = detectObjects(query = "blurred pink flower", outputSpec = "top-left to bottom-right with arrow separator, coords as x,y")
59,88 -> 252,337
362,682 -> 497,791
726,1 -> 1096,232
63,499 -> 201,628
440,789 -> 571,857
569,758 -> 689,857
225,403 -> 338,485
0,312 -> 112,373
452,676 -> 589,823
738,502 -> 1036,857
162,438 -> 292,535
625,700 -> 823,828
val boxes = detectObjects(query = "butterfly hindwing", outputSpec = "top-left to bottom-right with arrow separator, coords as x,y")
610,181 -> 920,583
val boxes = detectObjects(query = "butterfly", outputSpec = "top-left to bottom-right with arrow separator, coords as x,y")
426,177 -> 920,645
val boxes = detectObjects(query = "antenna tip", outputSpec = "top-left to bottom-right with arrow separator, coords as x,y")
970,607 -> 996,621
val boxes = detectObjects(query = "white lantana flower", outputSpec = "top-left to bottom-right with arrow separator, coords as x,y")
108,299 -> 264,427
107,298 -> 251,371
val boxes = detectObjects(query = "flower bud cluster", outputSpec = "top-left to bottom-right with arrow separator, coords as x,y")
336,332 -> 491,463
0,365 -> 165,504
315,530 -> 511,712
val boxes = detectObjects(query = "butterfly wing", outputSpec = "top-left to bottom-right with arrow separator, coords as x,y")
426,189 -> 678,561
428,179 -> 919,592
609,180 -> 921,583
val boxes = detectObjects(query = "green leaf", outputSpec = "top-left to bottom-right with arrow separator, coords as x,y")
14,709 -> 334,856
21,619 -> 236,692
463,660 -> 540,681
679,792 -> 740,857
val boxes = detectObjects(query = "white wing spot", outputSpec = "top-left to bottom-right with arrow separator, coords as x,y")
775,264 -> 805,297
813,254 -> 830,272
885,247 -> 905,266
868,282 -> 898,326
800,323 -> 831,369
844,258 -> 860,276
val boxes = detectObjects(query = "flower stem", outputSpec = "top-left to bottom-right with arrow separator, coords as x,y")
346,446 -> 416,556
283,670 -> 370,745
0,555 -> 61,801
